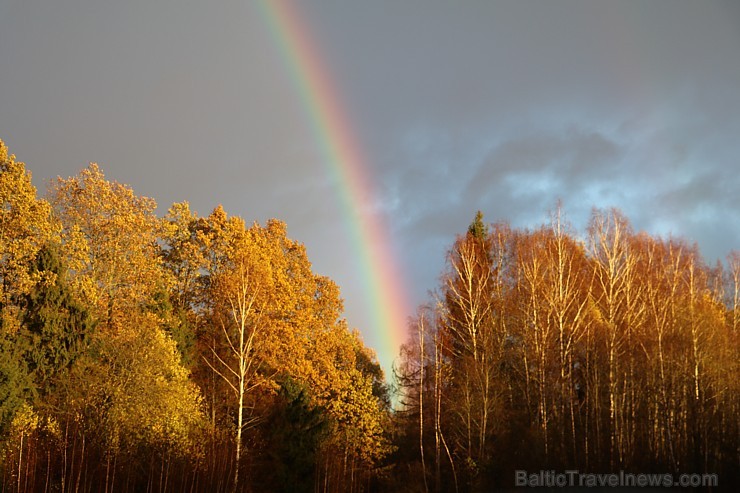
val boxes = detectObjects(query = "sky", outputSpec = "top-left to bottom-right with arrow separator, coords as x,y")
2,0 -> 739,381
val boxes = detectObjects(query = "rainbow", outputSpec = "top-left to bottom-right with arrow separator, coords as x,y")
257,0 -> 410,381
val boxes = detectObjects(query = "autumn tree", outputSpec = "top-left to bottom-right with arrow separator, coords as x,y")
243,218 -> 393,491
166,206 -> 394,492
0,140 -> 58,326
0,141 -> 58,419
396,303 -> 459,493
201,208 -> 272,491
0,141 -> 60,490
585,208 -> 644,469
512,226 -> 556,461
441,211 -> 496,479
50,164 -> 165,328
47,164 -> 205,490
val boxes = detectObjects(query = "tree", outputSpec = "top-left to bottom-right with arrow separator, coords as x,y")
416,308 -> 430,493
22,243 -> 93,395
436,212 -> 517,488
512,227 -> 556,461
47,164 -> 205,490
542,207 -> 591,467
587,208 -> 644,469
442,212 -> 495,473
0,335 -> 32,436
160,201 -> 207,313
264,377 -> 329,493
158,201 -> 207,368
0,139 -> 57,332
0,141 -> 58,487
397,204 -> 739,489
50,164 -> 163,328
162,204 -> 394,490
467,211 -> 487,239
396,303 -> 458,493
199,207 -> 272,492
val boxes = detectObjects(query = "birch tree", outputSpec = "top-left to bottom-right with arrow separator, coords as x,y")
587,208 -> 644,468
201,209 -> 271,492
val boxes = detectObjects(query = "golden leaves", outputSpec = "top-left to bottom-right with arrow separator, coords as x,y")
0,140 -> 58,313
83,312 -> 205,456
50,164 -> 164,327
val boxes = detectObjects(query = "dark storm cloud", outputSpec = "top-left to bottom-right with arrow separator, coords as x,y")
648,167 -> 740,261
466,128 -> 621,198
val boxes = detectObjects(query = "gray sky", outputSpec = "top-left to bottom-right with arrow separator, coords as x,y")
2,0 -> 739,377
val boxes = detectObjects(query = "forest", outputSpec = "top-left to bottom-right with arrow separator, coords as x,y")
0,138 -> 738,492
392,211 -> 738,491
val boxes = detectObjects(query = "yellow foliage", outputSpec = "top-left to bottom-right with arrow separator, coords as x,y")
0,140 -> 58,325
50,164 -> 164,327
82,312 -> 205,456
193,207 -> 393,467
9,403 -> 39,436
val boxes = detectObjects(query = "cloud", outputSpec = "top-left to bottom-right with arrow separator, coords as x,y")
467,127 -> 621,195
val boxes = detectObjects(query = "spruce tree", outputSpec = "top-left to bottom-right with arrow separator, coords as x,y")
468,210 -> 488,239
23,242 -> 93,394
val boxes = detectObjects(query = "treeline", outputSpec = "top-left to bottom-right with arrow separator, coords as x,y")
393,210 -> 739,491
0,140 -> 392,493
